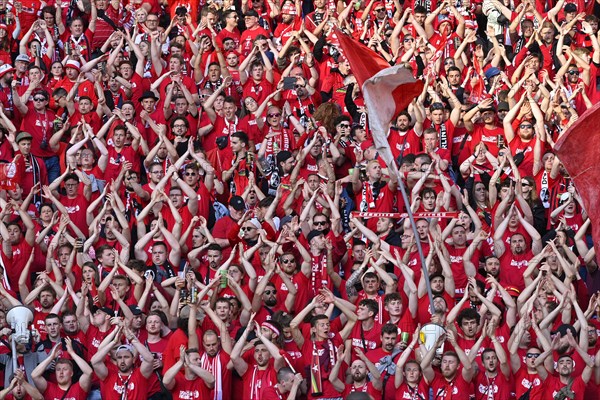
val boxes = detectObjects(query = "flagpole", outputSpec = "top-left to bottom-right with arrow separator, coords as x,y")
393,164 -> 436,312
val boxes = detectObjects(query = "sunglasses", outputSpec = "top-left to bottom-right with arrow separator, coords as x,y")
268,113 -> 281,118
33,97 -> 46,102
568,70 -> 579,75
519,124 -> 533,129
241,227 -> 256,232
184,172 -> 197,176
526,353 -> 540,358
281,258 -> 294,264
338,124 -> 350,128
314,221 -> 327,226
403,38 -> 414,42
521,182 -> 531,187
375,8 -> 385,12
264,290 -> 277,295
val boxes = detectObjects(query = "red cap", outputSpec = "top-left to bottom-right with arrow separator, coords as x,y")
360,140 -> 374,152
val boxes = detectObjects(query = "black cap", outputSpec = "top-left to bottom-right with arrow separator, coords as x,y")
498,101 -> 510,112
244,9 -> 259,18
128,305 -> 143,315
92,306 -> 114,316
306,230 -> 323,243
139,90 -> 159,102
229,196 -> 245,211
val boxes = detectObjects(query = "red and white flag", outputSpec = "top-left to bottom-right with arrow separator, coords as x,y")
336,29 -> 424,170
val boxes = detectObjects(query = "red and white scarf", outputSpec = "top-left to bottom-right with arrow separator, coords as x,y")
201,351 -> 223,400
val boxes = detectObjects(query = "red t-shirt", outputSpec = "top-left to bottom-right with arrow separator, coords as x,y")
171,372 -> 212,400
542,375 -> 586,400
44,382 -> 88,400
100,368 -> 149,400
430,371 -> 474,400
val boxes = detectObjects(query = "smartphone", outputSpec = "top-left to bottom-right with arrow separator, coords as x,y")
283,77 -> 296,90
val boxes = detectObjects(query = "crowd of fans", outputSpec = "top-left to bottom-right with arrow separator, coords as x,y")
0,0 -> 597,399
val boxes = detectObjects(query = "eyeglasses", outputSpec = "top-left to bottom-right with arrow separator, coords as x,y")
268,113 -> 281,118
526,353 -> 540,358
519,124 -> 533,129
338,124 -> 350,129
281,258 -> 294,264
314,221 -> 327,226
184,172 -> 197,176
33,97 -> 45,102
568,70 -> 579,75
264,290 -> 277,295
241,227 -> 256,231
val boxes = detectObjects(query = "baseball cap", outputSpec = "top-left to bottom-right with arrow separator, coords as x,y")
116,344 -> 135,355
306,229 -> 323,243
0,64 -> 14,78
484,67 -> 501,80
92,306 -> 114,316
244,9 -> 259,18
360,140 -> 374,152
15,54 -> 30,63
128,305 -> 143,315
281,2 -> 297,15
65,60 -> 80,71
15,132 -> 32,143
229,196 -> 245,211
497,102 -> 510,112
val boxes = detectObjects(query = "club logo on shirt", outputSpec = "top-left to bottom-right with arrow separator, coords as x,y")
177,390 -> 201,399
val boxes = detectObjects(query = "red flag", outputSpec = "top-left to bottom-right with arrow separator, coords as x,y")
335,28 -> 391,89
335,29 -> 424,169
554,102 -> 600,258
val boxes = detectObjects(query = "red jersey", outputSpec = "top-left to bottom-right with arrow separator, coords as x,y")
542,375 -> 586,400
44,382 -> 88,400
100,368 -> 149,400
473,371 -> 514,400
171,373 -> 212,400
395,380 -> 429,400
430,371 -> 474,400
